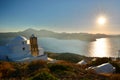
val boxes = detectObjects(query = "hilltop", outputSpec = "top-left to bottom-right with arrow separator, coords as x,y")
45,52 -> 86,63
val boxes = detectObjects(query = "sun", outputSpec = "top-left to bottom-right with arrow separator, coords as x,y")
97,16 -> 106,25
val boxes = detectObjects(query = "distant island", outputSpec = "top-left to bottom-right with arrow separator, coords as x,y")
0,28 -> 120,43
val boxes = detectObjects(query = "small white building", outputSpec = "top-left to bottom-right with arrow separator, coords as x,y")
77,60 -> 87,65
88,63 -> 115,73
0,35 -> 47,62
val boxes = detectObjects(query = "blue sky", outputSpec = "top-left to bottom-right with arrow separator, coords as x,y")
0,0 -> 120,34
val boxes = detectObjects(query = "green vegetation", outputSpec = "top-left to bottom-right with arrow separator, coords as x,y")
0,58 -> 120,80
0,52 -> 120,80
47,52 -> 120,74
87,57 -> 112,67
110,61 -> 120,73
29,72 -> 58,80
86,57 -> 120,73
46,52 -> 86,63
0,60 -> 108,80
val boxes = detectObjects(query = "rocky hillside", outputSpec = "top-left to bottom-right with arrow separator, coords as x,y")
0,59 -> 120,80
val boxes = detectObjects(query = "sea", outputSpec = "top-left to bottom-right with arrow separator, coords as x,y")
38,37 -> 120,57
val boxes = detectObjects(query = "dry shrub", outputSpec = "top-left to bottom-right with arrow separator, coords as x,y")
87,57 -> 111,67
110,61 -> 120,73
29,72 -> 58,80
26,60 -> 47,73
0,61 -> 16,78
109,74 -> 120,80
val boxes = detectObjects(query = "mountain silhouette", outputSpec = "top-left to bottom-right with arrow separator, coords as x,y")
0,28 -> 112,42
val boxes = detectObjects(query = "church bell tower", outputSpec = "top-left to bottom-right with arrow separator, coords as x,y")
30,34 -> 39,56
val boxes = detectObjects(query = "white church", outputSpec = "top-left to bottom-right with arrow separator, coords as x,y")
0,34 -> 47,62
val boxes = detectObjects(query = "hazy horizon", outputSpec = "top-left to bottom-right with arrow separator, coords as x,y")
0,28 -> 120,35
0,0 -> 120,34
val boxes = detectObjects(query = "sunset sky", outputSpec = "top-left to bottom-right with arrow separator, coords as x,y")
0,0 -> 120,34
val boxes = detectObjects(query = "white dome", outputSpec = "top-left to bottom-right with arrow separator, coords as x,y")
7,36 -> 28,47
12,36 -> 27,42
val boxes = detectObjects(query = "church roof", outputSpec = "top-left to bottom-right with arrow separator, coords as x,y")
12,36 -> 27,42
6,36 -> 27,46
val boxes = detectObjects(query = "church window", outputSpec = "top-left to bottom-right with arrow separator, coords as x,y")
22,41 -> 26,45
22,41 -> 24,45
23,47 -> 25,51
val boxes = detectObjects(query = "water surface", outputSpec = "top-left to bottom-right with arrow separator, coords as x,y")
38,37 -> 120,57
